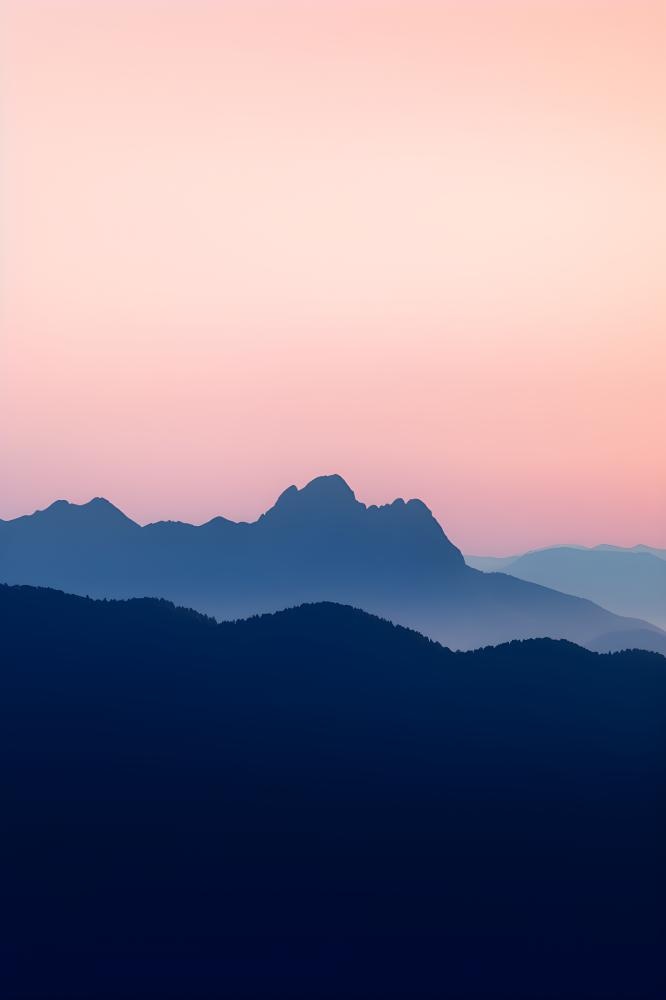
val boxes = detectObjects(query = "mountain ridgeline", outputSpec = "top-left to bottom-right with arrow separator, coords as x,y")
1,475 -> 664,652
466,544 -> 666,631
1,584 -> 664,998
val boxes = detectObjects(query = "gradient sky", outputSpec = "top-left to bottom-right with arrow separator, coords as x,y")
2,0 -> 665,553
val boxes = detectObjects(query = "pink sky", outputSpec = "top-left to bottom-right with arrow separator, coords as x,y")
2,0 -> 665,553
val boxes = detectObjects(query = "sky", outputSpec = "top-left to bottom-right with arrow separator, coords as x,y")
2,0 -> 664,554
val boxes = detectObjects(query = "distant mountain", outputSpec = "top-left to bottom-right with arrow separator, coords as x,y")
594,543 -> 666,559
467,544 -> 666,629
588,627 -> 666,656
464,553 -> 521,572
1,475 -> 664,652
1,584 -> 664,999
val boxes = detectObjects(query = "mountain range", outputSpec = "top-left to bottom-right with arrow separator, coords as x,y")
2,583 -> 664,999
2,474 -> 665,653
466,544 -> 666,629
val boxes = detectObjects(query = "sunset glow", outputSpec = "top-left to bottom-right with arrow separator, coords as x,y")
3,0 -> 665,552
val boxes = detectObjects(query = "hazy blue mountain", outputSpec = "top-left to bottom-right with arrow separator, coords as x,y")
588,628 -> 666,656
1,584 -> 664,999
464,553 -> 523,572
467,545 -> 666,629
1,475 -> 664,651
594,542 -> 666,559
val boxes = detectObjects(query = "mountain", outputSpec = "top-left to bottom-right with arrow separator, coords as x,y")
1,584 -> 664,999
594,543 -> 666,560
467,545 -> 666,629
1,475 -> 664,652
463,552 -> 520,572
588,627 -> 666,656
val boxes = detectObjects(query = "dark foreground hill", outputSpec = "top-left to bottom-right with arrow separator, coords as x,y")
1,584 -> 664,999
2,474 -> 665,652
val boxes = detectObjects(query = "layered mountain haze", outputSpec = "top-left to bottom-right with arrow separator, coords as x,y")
595,544 -> 666,559
2,475 -> 664,653
467,545 -> 666,631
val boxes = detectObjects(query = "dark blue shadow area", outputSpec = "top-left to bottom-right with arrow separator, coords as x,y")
1,585 -> 664,998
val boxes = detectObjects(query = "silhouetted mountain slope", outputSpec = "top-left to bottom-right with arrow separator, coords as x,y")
468,545 -> 666,629
1,476 -> 663,651
0,584 -> 664,999
587,628 -> 666,656
595,543 -> 666,560
465,553 -> 520,572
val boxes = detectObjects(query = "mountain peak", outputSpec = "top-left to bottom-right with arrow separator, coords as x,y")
299,474 -> 357,502
266,475 -> 360,520
87,497 -> 120,511
35,497 -> 137,529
